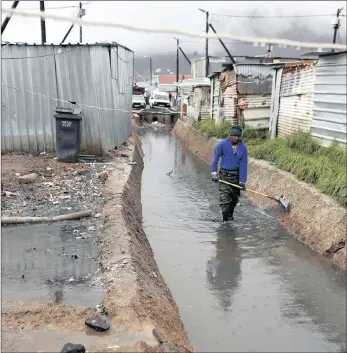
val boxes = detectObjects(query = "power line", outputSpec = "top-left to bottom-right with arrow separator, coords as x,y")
210,12 -> 337,19
113,48 -> 133,64
1,83 -> 131,112
180,40 -> 263,44
2,82 -> 185,115
2,7 -> 347,50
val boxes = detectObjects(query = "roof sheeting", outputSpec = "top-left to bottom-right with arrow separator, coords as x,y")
158,75 -> 192,85
233,64 -> 275,79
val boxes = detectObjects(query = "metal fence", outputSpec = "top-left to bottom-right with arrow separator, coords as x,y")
311,51 -> 347,147
1,43 -> 134,155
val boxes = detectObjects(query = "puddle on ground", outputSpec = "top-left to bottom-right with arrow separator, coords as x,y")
2,222 -> 104,307
2,328 -> 156,352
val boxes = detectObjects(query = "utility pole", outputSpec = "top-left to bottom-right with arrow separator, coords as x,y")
1,1 -> 20,35
176,38 -> 179,95
149,57 -> 152,86
205,11 -> 209,77
78,2 -> 86,43
199,9 -> 209,77
332,7 -> 344,52
40,1 -> 46,44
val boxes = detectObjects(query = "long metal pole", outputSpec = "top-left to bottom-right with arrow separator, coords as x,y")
176,38 -> 179,94
40,1 -> 46,44
79,2 -> 82,43
179,47 -> 191,65
61,24 -> 74,44
149,57 -> 152,86
205,11 -> 209,77
209,23 -> 236,64
1,1 -> 20,35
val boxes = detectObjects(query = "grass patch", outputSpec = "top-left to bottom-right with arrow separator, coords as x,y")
248,133 -> 347,207
194,118 -> 347,206
194,118 -> 268,142
194,118 -> 232,138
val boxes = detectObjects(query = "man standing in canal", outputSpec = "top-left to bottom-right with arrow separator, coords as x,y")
211,125 -> 248,222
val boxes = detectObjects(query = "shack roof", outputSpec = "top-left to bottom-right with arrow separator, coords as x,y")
176,78 -> 210,87
317,50 -> 347,57
1,41 -> 133,52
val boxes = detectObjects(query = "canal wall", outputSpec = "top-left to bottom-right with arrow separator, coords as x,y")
173,120 -> 346,270
100,129 -> 193,352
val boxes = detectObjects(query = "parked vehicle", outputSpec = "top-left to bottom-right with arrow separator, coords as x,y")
132,85 -> 145,95
132,94 -> 146,109
149,92 -> 171,108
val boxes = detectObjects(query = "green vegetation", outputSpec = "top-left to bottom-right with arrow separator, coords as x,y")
248,132 -> 347,207
193,118 -> 268,142
194,118 -> 347,207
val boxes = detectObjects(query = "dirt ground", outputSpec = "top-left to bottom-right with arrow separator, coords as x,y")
173,120 -> 347,270
1,151 -> 118,218
1,135 -> 193,352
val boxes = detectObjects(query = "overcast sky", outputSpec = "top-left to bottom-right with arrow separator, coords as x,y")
2,0 -> 346,56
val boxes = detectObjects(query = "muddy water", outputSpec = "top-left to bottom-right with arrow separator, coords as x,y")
2,222 -> 104,306
139,125 -> 346,353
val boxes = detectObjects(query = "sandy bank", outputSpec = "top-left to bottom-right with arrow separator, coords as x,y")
100,132 -> 193,352
173,120 -> 346,270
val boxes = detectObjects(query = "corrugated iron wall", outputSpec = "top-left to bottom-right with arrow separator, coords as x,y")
219,71 -> 237,123
1,44 -> 133,155
311,53 -> 347,147
212,75 -> 220,121
277,63 -> 316,137
1,45 -> 58,152
235,65 -> 273,128
238,95 -> 271,128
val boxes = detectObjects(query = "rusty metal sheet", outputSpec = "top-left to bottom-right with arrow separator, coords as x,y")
223,86 -> 237,123
277,94 -> 313,137
276,63 -> 316,137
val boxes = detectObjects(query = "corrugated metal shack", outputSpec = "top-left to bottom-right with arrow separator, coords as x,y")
311,51 -> 347,146
209,64 -> 274,127
191,56 -> 309,79
176,78 -> 211,122
270,61 -> 316,137
1,42 -> 134,155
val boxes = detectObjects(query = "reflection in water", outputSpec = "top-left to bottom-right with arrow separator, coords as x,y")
206,226 -> 242,310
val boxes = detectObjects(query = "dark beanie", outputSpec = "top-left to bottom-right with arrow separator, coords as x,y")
230,125 -> 243,137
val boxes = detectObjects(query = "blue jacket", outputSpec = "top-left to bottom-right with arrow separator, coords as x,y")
211,139 -> 248,183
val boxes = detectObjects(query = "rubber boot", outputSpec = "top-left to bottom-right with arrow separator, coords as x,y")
228,204 -> 236,220
222,211 -> 229,222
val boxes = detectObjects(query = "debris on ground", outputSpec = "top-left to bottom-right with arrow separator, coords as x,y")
18,173 -> 39,184
60,343 -> 86,353
1,153 -> 127,219
99,170 -> 109,184
85,315 -> 110,331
